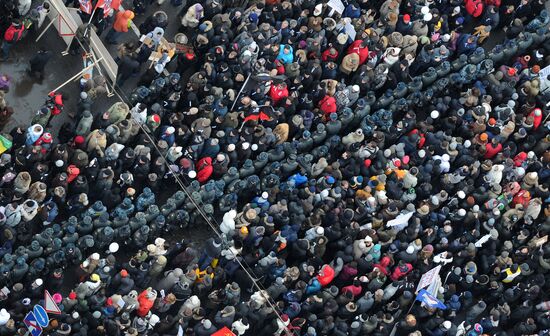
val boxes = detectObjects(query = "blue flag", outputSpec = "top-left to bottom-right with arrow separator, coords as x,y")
416,289 -> 446,309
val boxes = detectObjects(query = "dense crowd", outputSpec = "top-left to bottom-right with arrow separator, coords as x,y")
0,0 -> 549,335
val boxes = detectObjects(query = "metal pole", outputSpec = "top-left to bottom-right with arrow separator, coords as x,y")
406,299 -> 416,315
230,73 -> 251,112
50,57 -> 104,93
35,14 -> 58,42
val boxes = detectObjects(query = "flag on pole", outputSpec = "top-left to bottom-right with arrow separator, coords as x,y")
95,0 -> 121,17
79,0 -> 93,14
0,135 -> 12,154
416,289 -> 446,310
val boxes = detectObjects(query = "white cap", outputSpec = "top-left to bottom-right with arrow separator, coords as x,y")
443,321 -> 452,329
352,85 -> 360,92
406,246 -> 415,254
228,144 -> 236,151
35,279 -> 43,286
421,6 -> 430,14
72,312 -> 80,319
464,140 -> 471,148
109,242 -> 119,253
423,13 -> 433,21
149,314 -> 160,326
458,209 -> 466,217
55,160 -> 64,167
251,144 -> 258,151
165,126 -> 175,134
457,191 -> 466,199
430,110 -> 439,119
242,142 -> 250,150
188,171 -> 197,179
261,192 -> 268,199
418,149 -> 426,158
316,227 -> 324,235
91,253 -> 100,260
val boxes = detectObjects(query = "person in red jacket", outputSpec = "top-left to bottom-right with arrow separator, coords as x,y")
529,108 -> 543,130
341,279 -> 363,297
67,165 -> 81,183
465,0 -> 484,17
2,20 -> 25,61
322,47 -> 339,62
373,256 -> 392,276
316,264 -> 335,287
346,39 -> 370,65
319,95 -> 337,118
484,138 -> 502,159
390,262 -> 413,281
196,157 -> 213,183
269,82 -> 289,106
136,288 -> 156,317
512,190 -> 531,208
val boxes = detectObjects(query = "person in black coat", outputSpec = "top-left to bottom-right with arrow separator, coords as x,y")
28,50 -> 51,81
116,55 -> 140,88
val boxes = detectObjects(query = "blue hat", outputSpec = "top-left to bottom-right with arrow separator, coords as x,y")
326,176 -> 335,184
249,12 -> 258,22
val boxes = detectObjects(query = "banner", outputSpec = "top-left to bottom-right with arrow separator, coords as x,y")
416,289 -> 446,310
416,265 -> 441,293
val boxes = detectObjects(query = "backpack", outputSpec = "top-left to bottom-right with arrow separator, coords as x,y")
4,25 -> 25,43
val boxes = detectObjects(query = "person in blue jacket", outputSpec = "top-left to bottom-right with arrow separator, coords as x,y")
456,34 -> 478,55
276,44 -> 294,64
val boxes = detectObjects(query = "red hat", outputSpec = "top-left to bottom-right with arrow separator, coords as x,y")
151,114 -> 161,124
42,132 -> 52,141
281,314 -> 289,322
120,269 -> 129,278
69,292 -> 77,300
403,14 -> 411,23
106,297 -> 113,306
364,159 -> 372,167
507,67 -> 516,76
488,118 -> 496,126
74,135 -> 85,145
393,158 -> 401,167
402,155 -> 410,165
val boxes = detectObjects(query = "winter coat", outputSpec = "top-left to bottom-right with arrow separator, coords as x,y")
113,10 -> 135,33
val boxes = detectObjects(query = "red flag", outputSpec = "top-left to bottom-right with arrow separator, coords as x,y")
95,0 -> 121,17
212,327 -> 235,336
243,112 -> 271,123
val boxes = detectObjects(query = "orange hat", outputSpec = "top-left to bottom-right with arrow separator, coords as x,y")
240,227 -> 248,235
480,133 -> 488,141
120,269 -> 129,278
488,118 -> 496,126
507,67 -> 516,76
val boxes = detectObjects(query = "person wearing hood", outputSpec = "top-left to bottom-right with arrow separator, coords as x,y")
106,10 -> 135,45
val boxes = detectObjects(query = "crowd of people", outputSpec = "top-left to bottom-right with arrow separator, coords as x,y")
0,0 -> 549,335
